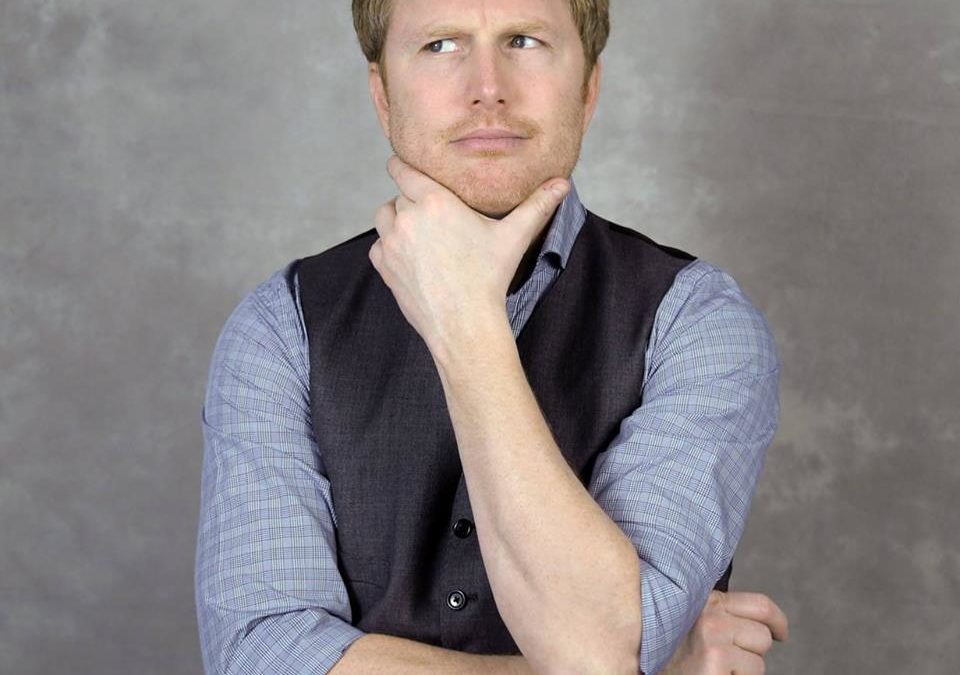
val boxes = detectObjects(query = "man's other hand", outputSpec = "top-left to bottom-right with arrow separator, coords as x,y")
660,591 -> 789,675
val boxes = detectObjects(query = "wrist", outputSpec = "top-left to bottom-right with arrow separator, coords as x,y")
428,307 -> 512,376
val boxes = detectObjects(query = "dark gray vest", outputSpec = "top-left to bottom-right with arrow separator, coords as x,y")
291,209 -> 731,654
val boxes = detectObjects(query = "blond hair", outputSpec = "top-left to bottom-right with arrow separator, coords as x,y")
352,0 -> 609,93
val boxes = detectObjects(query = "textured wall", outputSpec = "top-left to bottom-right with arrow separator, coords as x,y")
2,1 -> 957,673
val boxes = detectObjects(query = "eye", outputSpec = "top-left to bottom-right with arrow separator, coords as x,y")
510,35 -> 542,49
425,38 -> 457,54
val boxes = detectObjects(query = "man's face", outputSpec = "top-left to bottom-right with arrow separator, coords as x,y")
369,0 -> 601,219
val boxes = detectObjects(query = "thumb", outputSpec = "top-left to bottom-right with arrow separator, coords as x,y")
502,178 -> 570,245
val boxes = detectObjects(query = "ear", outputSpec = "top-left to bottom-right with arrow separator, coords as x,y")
582,58 -> 602,135
368,62 -> 390,139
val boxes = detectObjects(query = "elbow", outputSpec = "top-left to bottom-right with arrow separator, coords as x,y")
548,649 -> 641,675
196,605 -> 267,675
543,548 -> 643,675
550,609 -> 642,675
578,550 -> 641,675
540,616 -> 641,675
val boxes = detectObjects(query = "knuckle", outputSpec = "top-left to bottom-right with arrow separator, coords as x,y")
380,235 -> 400,259
376,201 -> 395,221
701,645 -> 727,670
393,212 -> 413,235
696,613 -> 724,637
756,594 -> 776,620
759,626 -> 774,652
539,195 -> 554,215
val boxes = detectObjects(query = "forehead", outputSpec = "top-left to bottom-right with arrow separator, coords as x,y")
388,0 -> 575,44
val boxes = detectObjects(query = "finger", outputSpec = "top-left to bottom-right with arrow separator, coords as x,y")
720,592 -> 789,642
501,178 -> 570,248
373,198 -> 397,240
728,615 -> 774,656
368,238 -> 382,269
394,194 -> 414,213
387,154 -> 447,202
729,647 -> 766,675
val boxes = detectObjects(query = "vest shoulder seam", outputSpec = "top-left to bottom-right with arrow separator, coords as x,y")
584,209 -> 698,262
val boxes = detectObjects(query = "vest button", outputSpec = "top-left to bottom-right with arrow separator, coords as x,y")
452,518 -> 474,538
446,590 -> 467,610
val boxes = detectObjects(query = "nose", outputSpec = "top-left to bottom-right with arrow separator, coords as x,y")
466,43 -> 510,110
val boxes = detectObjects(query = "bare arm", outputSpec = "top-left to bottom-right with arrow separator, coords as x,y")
330,634 -> 535,675
430,316 -> 642,675
330,591 -> 789,675
372,163 -> 641,675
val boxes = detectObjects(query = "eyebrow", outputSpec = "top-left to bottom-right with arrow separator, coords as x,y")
406,20 -> 555,46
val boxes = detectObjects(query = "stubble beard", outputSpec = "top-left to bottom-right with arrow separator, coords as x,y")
386,95 -> 587,220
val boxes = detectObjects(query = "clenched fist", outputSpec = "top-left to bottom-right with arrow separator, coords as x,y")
661,591 -> 789,675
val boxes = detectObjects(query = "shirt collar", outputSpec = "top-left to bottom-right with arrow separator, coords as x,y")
536,177 -> 586,271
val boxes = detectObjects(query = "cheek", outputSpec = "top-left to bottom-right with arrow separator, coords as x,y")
391,93 -> 450,142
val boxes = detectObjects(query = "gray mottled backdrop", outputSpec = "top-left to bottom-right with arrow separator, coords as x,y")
2,1 -> 957,673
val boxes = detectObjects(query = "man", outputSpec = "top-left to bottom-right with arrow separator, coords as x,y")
195,1 -> 788,673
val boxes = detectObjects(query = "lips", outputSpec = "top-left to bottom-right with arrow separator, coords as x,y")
455,128 -> 527,141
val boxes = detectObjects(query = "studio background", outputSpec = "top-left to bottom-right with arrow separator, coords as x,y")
2,1 -> 957,673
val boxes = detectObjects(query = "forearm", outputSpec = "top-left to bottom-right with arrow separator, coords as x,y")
430,315 -> 642,675
330,633 -> 535,675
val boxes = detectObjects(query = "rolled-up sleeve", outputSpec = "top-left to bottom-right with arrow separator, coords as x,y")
587,260 -> 781,675
195,265 -> 365,674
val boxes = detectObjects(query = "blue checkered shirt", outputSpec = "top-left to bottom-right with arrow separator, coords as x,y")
195,180 -> 781,674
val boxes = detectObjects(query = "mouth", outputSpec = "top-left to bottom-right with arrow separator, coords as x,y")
452,137 -> 527,152
451,128 -> 529,153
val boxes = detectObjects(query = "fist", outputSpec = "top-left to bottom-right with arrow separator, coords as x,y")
661,591 -> 789,675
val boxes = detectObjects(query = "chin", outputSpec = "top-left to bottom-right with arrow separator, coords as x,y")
394,148 -> 548,218
462,194 -> 518,220
450,175 -> 533,220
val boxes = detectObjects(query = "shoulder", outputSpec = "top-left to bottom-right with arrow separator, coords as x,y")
648,259 -> 781,380
295,228 -> 378,277
585,210 -> 697,269
209,261 -> 307,381
220,264 -> 300,339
